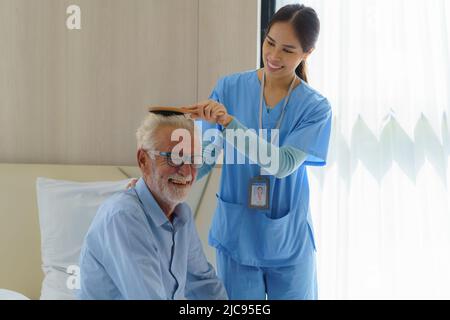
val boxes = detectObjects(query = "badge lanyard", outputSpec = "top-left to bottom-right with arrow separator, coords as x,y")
258,71 -> 296,175
248,71 -> 297,210
258,71 -> 297,142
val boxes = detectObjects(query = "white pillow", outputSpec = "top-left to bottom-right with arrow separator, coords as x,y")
0,289 -> 30,300
36,177 -> 131,300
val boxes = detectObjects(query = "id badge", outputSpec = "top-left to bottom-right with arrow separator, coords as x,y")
248,176 -> 270,209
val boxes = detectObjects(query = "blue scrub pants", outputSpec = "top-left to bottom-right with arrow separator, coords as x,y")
216,249 -> 318,300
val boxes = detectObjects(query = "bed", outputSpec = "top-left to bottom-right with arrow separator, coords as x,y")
0,162 -> 213,300
0,163 -> 141,299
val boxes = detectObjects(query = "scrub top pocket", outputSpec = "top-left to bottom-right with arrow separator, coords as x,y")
210,194 -> 309,265
252,208 -> 298,260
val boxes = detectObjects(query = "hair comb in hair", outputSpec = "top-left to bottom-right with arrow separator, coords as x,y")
148,106 -> 191,117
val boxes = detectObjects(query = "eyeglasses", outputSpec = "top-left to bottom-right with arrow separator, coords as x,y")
146,150 -> 204,169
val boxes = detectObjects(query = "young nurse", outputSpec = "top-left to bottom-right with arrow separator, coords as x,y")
184,4 -> 332,300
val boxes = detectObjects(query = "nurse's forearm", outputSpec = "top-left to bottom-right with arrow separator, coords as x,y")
197,161 -> 214,181
196,139 -> 220,181
224,118 -> 307,178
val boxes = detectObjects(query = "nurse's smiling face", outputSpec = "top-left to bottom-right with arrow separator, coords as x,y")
262,22 -> 312,79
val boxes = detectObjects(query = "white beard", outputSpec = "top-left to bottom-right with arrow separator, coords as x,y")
151,168 -> 192,205
158,176 -> 190,204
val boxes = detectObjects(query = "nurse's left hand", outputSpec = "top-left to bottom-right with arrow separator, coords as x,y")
182,100 -> 234,127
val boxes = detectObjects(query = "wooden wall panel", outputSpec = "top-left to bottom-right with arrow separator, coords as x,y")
0,0 -> 259,166
197,0 -> 260,99
0,0 -> 199,165
195,0 -> 260,264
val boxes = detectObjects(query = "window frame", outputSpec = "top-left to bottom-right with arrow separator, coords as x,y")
260,0 -> 276,68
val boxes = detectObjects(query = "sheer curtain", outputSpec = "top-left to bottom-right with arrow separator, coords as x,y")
277,0 -> 450,299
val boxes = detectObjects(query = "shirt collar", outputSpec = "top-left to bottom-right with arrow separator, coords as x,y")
134,177 -> 190,228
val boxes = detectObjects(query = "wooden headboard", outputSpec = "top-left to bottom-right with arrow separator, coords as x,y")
0,163 -> 140,299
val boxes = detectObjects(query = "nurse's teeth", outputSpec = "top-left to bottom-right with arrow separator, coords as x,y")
268,61 -> 282,69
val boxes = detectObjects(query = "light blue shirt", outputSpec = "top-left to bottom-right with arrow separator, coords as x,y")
199,70 -> 332,267
78,178 -> 227,300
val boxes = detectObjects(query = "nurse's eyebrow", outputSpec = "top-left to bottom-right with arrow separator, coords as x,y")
267,35 -> 298,49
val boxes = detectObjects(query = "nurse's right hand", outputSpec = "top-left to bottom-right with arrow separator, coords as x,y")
126,178 -> 138,189
182,100 -> 233,127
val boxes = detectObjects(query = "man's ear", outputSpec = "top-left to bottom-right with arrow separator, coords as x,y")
137,149 -> 149,172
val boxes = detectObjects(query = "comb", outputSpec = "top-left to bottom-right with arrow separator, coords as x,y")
148,106 -> 189,116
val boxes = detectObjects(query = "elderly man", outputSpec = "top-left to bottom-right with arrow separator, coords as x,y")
78,113 -> 227,300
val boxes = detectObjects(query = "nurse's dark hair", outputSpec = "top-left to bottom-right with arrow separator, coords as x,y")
265,4 -> 320,83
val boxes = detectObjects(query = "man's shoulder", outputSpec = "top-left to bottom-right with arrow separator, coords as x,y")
94,189 -> 145,225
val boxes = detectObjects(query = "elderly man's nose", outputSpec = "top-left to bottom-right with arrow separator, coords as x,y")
178,163 -> 192,176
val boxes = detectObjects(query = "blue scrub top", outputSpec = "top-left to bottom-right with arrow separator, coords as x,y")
203,70 -> 332,267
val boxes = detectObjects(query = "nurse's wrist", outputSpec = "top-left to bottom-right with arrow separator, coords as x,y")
220,115 -> 234,128
223,117 -> 246,131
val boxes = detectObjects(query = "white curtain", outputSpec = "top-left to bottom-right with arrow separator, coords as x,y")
277,0 -> 450,299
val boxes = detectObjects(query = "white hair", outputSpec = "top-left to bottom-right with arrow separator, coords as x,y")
136,113 -> 195,151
